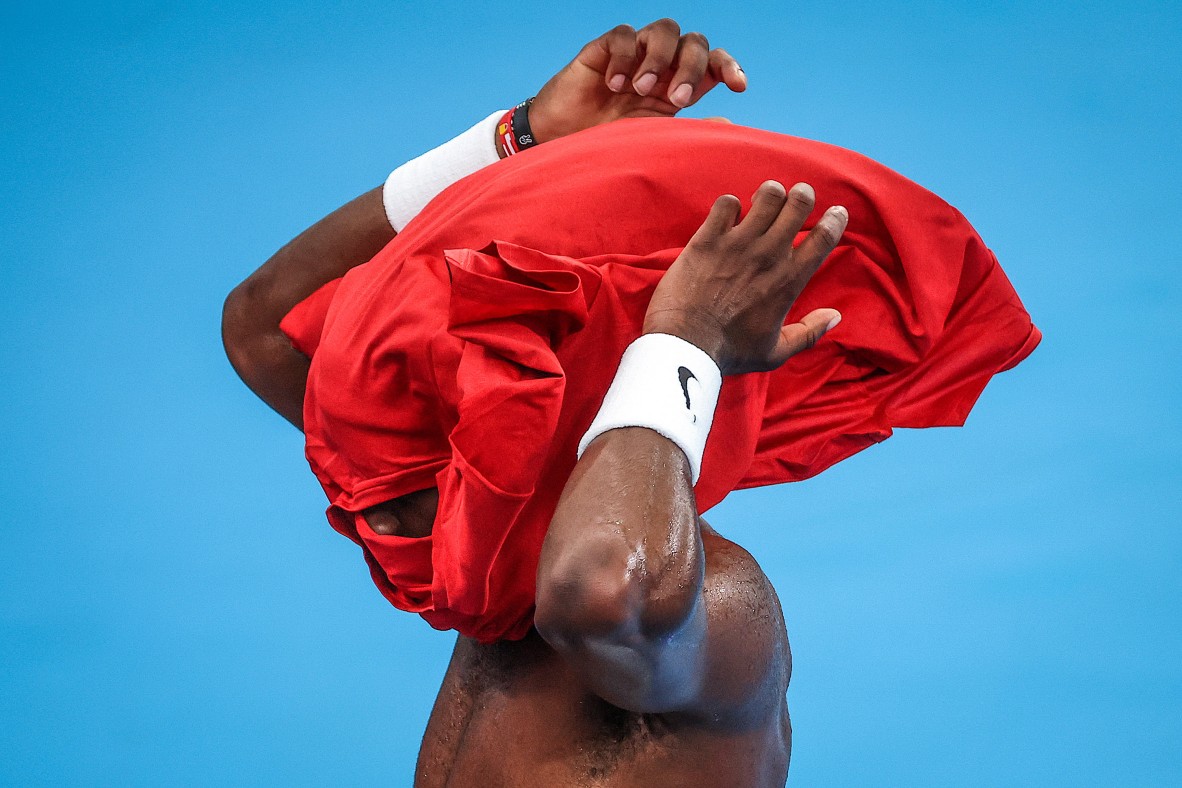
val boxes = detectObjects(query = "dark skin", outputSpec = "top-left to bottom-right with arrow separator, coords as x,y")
223,21 -> 847,786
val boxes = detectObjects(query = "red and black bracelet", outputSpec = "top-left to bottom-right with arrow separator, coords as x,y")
496,97 -> 539,156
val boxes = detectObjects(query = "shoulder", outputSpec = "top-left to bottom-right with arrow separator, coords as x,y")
689,523 -> 792,725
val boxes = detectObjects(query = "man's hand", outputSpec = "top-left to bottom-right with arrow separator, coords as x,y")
643,181 -> 849,375
529,18 -> 746,144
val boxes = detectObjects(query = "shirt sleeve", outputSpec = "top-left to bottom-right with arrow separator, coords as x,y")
278,277 -> 342,358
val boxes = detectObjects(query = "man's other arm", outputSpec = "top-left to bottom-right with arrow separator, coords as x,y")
221,19 -> 745,430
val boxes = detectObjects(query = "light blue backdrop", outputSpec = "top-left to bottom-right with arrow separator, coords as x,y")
2,1 -> 1178,785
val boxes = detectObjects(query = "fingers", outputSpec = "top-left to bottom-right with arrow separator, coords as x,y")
692,194 -> 743,241
769,199 -> 847,368
792,205 -> 849,279
599,24 -> 639,92
767,182 -> 817,241
666,32 -> 710,108
737,182 -> 846,266
771,309 -> 843,367
671,45 -> 744,109
737,181 -> 789,237
633,18 -> 681,96
597,20 -> 737,107
707,48 -> 747,93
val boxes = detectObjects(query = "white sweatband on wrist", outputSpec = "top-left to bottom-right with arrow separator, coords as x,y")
382,110 -> 505,232
577,333 -> 723,484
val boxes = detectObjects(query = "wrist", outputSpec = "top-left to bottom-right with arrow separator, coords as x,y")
641,310 -> 727,372
578,333 -> 723,484
525,98 -> 562,145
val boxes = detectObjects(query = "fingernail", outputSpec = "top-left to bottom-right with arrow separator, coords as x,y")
608,73 -> 626,92
761,179 -> 787,195
671,83 -> 693,107
826,313 -> 842,332
634,72 -> 658,95
790,182 -> 815,201
830,205 -> 848,221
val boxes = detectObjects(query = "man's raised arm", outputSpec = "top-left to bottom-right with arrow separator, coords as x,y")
221,19 -> 745,429
535,181 -> 849,716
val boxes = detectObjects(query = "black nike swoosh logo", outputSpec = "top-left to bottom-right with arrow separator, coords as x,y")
678,366 -> 698,423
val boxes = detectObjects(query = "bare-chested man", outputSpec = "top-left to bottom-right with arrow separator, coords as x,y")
224,20 -> 850,786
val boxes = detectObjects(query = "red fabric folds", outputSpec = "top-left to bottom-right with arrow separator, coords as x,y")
284,118 -> 1040,643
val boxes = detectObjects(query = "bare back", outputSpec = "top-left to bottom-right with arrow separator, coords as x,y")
414,527 -> 792,788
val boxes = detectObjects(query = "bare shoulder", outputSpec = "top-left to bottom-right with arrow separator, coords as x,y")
690,520 -> 792,725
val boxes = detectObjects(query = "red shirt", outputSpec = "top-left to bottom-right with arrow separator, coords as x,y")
281,118 -> 1040,643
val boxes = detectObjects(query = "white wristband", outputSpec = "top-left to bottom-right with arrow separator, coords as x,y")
382,110 -> 505,232
577,333 -> 723,484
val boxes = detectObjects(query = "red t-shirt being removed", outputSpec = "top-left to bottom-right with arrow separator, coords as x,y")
280,118 -> 1040,643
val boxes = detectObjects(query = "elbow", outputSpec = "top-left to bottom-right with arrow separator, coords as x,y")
534,535 -> 708,713
221,277 -> 273,376
535,536 -> 702,647
535,546 -> 635,645
221,283 -> 255,377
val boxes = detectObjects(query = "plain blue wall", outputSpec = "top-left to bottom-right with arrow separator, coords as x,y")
2,1 -> 1179,784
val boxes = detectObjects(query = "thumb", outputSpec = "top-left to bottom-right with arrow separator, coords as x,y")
770,309 -> 842,367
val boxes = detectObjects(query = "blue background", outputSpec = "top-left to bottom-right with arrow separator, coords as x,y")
2,1 -> 1179,785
